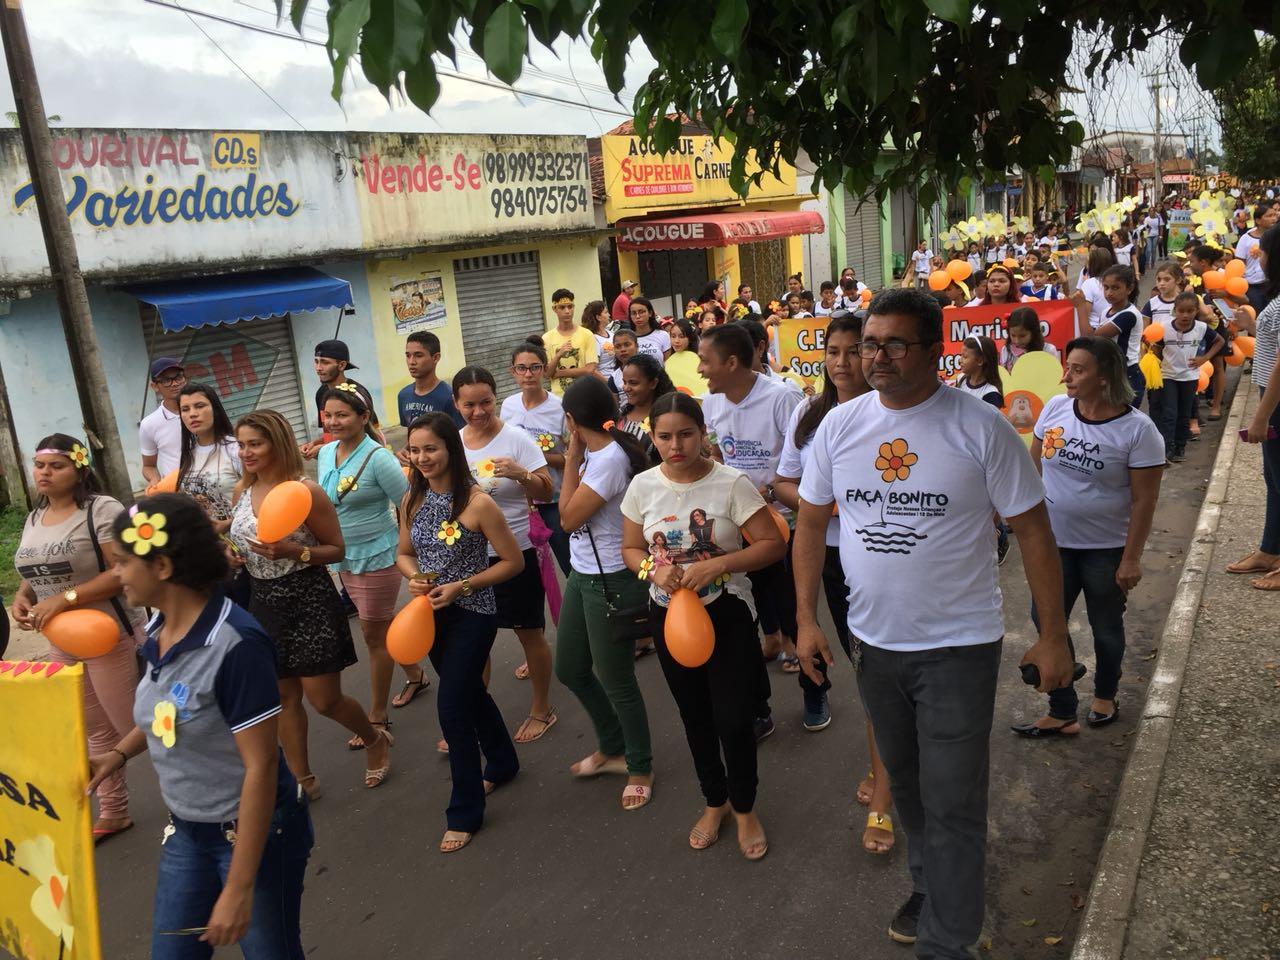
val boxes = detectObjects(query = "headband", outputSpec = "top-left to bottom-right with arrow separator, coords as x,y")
36,444 -> 90,469
553,297 -> 574,306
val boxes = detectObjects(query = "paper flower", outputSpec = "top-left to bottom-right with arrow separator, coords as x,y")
713,572 -> 730,587
14,835 -> 75,950
152,699 -> 177,748
68,443 -> 90,469
1041,426 -> 1066,459
437,519 -> 462,545
534,432 -> 555,452
875,439 -> 917,482
337,475 -> 358,495
637,556 -> 655,581
334,382 -> 359,394
121,512 -> 168,556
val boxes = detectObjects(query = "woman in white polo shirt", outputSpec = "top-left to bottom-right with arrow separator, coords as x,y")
1013,336 -> 1164,737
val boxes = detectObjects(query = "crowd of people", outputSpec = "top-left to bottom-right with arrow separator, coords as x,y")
9,197 -> 1280,958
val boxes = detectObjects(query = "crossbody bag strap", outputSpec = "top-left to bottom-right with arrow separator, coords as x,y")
336,447 -> 379,504
581,521 -> 619,609
85,497 -> 135,634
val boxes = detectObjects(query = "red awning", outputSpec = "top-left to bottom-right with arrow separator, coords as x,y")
616,210 -> 825,251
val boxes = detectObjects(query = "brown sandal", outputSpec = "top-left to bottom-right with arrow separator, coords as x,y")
1228,554 -> 1280,575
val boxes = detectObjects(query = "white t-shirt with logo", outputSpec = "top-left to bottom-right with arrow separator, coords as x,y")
776,398 -> 840,546
1159,319 -> 1209,381
702,374 -> 803,490
1141,295 -> 1176,327
1034,394 -> 1165,549
634,329 -> 672,363
620,460 -> 765,617
462,423 -> 547,553
798,386 -> 1044,652
568,441 -> 633,575
138,403 -> 183,476
500,392 -> 565,500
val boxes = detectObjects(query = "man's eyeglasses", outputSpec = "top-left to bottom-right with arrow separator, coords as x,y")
513,364 -> 545,375
154,375 -> 187,386
857,340 -> 934,360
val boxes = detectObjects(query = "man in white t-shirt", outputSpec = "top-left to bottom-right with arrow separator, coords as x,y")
138,357 -> 187,485
698,323 -> 816,732
791,288 -> 1073,954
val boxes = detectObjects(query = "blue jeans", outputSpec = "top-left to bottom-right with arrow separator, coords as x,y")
1032,546 -> 1127,720
1126,363 -> 1145,410
429,605 -> 519,832
535,502 -> 571,576
152,793 -> 313,960
1259,387 -> 1280,554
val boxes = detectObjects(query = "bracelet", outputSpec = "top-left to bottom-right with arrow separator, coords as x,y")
111,747 -> 129,767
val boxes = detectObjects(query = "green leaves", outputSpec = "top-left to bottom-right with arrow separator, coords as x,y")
924,0 -> 969,26
327,0 -> 372,100
359,0 -> 428,94
403,60 -> 442,112
482,2 -> 528,84
710,0 -> 749,58
1184,23 -> 1259,89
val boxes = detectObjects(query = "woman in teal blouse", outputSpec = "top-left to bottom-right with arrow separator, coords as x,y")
318,385 -> 418,748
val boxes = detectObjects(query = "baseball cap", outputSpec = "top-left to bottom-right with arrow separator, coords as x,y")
149,357 -> 184,379
315,339 -> 358,370
622,280 -> 637,290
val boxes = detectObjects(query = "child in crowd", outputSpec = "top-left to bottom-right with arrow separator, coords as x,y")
816,281 -> 838,316
1153,291 -> 1224,461
667,317 -> 699,360
1094,264 -> 1145,407
1020,263 -> 1062,301
607,328 -> 639,398
1000,306 -> 1061,371
967,242 -> 984,274
1141,260 -> 1183,330
952,335 -> 1005,408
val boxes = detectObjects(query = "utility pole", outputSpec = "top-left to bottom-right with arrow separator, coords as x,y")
1145,69 -> 1164,203
0,0 -> 132,501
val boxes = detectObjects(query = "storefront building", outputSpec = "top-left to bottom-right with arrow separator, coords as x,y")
0,128 -> 600,488
595,125 -> 823,316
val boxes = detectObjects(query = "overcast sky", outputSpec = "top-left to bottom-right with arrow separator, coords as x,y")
0,0 -> 1216,151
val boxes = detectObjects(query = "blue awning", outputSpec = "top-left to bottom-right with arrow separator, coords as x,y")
126,267 -> 354,332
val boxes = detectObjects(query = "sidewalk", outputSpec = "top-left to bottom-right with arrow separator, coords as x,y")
1074,378 -> 1280,959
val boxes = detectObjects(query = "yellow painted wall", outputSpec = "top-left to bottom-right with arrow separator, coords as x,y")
364,235 -> 602,418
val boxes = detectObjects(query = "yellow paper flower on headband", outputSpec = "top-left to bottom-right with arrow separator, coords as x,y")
121,512 -> 168,555
334,382 -> 359,394
68,443 -> 90,469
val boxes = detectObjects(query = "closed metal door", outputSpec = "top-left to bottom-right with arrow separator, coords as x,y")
844,192 -> 885,289
738,239 -> 786,307
452,250 -> 544,398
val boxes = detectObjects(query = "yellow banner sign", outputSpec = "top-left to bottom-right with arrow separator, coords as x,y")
0,661 -> 101,960
601,135 -> 798,221
775,317 -> 828,383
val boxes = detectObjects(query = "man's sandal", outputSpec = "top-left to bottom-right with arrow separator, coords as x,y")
391,674 -> 430,708
864,812 -> 895,854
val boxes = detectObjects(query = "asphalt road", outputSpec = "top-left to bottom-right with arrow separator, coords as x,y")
69,388 -> 1232,960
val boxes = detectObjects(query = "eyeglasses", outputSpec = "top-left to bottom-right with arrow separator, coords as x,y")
513,364 -> 545,374
857,340 -> 934,359
154,375 -> 187,386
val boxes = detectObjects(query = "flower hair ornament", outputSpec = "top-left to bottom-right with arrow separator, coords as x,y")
121,511 -> 169,556
334,382 -> 359,394
35,443 -> 91,470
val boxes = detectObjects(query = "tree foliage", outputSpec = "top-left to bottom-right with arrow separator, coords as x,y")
280,0 -> 1279,201
1213,37 -> 1280,182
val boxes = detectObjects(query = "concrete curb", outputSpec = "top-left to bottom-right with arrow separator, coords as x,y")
1071,378 -> 1250,960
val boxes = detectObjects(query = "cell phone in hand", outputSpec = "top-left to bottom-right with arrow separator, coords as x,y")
1240,426 -> 1279,441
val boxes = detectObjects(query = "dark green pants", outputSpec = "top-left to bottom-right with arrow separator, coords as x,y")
554,570 -> 653,775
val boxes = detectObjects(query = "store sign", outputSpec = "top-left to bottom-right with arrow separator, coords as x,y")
601,135 -> 798,221
180,327 -> 281,421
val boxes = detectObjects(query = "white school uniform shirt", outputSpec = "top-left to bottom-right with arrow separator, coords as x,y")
798,386 -> 1044,652
1141,295 -> 1177,328
912,249 -> 933,276
1159,319 -> 1209,381
568,441 -> 633,575
1033,394 -> 1165,549
462,423 -> 547,553
1235,231 -> 1265,285
1115,243 -> 1135,267
500,392 -> 565,500
967,253 -> 983,273
1100,304 -> 1142,367
593,333 -> 617,378
138,403 -> 183,476
1079,276 -> 1110,330
701,373 -> 803,492
777,398 -> 841,547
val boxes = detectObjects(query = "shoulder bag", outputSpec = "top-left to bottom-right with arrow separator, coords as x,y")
583,521 -> 651,643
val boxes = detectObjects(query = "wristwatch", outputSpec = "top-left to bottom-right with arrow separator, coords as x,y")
63,588 -> 78,605
764,483 -> 776,503
298,546 -> 313,564
459,578 -> 473,598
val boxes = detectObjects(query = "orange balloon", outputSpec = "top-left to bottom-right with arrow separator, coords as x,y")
1003,257 -> 1019,269
153,469 -> 179,493
1202,270 -> 1226,291
256,480 -> 313,543
1142,323 -> 1164,343
1197,362 -> 1212,393
44,608 -> 119,659
1225,259 -> 1246,278
860,287 -> 873,302
386,595 -> 435,664
1224,344 -> 1245,367
665,588 -> 714,668
1235,335 -> 1256,358
1226,276 -> 1249,297
946,259 -> 972,282
1236,305 -> 1257,325
927,270 -> 951,291
742,506 -> 790,545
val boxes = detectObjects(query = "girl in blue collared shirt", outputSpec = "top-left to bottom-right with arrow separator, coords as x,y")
317,386 -> 417,748
89,493 -> 312,960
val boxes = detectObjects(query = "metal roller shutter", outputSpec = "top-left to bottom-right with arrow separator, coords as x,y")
453,250 -> 544,398
141,306 -> 310,444
844,191 -> 885,289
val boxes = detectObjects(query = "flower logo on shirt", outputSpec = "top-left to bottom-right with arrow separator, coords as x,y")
874,439 -> 917,483
472,458 -> 499,493
68,443 -> 90,470
121,511 -> 169,556
534,432 -> 556,452
437,519 -> 462,546
152,700 -> 177,749
1042,426 -> 1066,459
637,556 -> 655,581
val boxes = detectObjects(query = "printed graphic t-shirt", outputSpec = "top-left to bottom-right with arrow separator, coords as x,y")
1159,320 -> 1210,381
500,392 -> 565,500
398,380 -> 464,428
1034,394 -> 1165,549
462,423 -> 547,553
799,386 -> 1044,652
543,326 -> 600,395
634,328 -> 672,363
568,441 -> 633,575
621,460 -> 766,617
702,374 -> 803,490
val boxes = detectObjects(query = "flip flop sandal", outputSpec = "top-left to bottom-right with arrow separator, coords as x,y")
1010,719 -> 1080,737
1252,573 -> 1280,591
1227,557 -> 1280,574
572,754 -> 629,778
864,812 -> 895,855
621,783 -> 653,811
391,675 -> 430,708
348,719 -> 391,751
514,662 -> 530,680
515,711 -> 557,743
780,654 -> 802,674
93,820 -> 134,845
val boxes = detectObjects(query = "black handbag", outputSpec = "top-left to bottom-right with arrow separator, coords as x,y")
583,522 -> 651,643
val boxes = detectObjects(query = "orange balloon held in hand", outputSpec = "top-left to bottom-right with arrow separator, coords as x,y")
665,588 -> 714,668
1226,276 -> 1249,297
927,270 -> 951,291
1197,362 -> 1212,393
1202,270 -> 1226,291
1223,344 -> 1245,367
387,595 -> 435,664
1224,259 -> 1246,278
256,480 -> 313,543
153,469 -> 179,494
1235,335 -> 1256,359
44,608 -> 119,659
946,259 -> 972,282
741,507 -> 790,545
1142,323 -> 1164,343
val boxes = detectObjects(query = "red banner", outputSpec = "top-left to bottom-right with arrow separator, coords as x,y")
937,300 -> 1076,379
